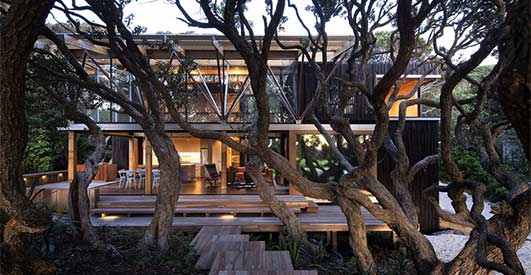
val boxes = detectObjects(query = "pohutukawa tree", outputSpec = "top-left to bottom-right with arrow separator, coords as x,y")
0,1 -> 57,274
27,51 -> 119,255
39,1 -> 184,251
175,1 -> 530,274
38,0 -> 529,274
45,0 -> 310,247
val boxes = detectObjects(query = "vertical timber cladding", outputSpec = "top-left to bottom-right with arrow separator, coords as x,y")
111,136 -> 129,170
300,63 -> 376,123
377,119 -> 440,233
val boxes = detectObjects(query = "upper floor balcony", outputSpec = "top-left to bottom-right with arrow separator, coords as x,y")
37,34 -> 440,126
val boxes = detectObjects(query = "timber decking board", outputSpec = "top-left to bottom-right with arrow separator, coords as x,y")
91,207 -> 302,215
95,196 -> 314,210
195,234 -> 250,254
196,241 -> 265,269
192,226 -> 241,246
209,251 -> 293,274
92,205 -> 390,232
98,194 -> 312,202
217,271 -> 318,275
193,225 -> 317,275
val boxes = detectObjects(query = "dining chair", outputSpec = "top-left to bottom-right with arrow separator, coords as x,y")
118,170 -> 127,188
125,170 -> 136,189
152,169 -> 161,190
137,169 -> 146,189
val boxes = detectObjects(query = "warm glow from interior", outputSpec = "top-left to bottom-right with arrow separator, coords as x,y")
386,79 -> 429,117
220,214 -> 235,219
100,214 -> 120,220
189,66 -> 249,76
179,152 -> 201,164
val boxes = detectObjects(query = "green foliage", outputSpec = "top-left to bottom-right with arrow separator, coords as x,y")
24,128 -> 54,172
372,31 -> 432,62
24,51 -> 104,173
297,135 -> 351,183
24,82 -> 68,173
46,225 -> 203,275
256,233 -> 361,274
251,232 -> 420,274
441,146 -> 508,202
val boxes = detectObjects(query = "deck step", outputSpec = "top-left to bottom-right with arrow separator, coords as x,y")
91,207 -> 302,216
95,195 -> 316,211
95,201 -> 310,209
305,201 -> 319,213
209,250 -> 293,274
216,271 -> 318,275
195,234 -> 250,254
191,226 -> 241,246
195,241 -> 265,269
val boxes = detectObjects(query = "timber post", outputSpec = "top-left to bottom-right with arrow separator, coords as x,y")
221,137 -> 227,188
67,131 -> 77,182
128,136 -> 138,170
288,130 -> 302,195
145,138 -> 153,194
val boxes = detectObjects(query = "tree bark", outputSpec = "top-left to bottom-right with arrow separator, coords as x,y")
246,155 -> 310,246
66,111 -> 119,254
442,189 -> 531,275
336,196 -> 376,274
138,130 -> 181,252
68,176 -> 81,233
495,0 -> 530,160
0,1 -> 55,274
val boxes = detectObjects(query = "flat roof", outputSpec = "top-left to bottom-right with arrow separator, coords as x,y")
63,123 -> 376,134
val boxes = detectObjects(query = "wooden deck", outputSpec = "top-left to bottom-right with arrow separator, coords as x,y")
191,226 -> 318,275
91,194 -> 319,216
98,180 -> 288,196
91,205 -> 390,232
90,192 -> 389,233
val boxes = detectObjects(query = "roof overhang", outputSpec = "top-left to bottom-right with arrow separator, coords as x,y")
63,123 -> 376,134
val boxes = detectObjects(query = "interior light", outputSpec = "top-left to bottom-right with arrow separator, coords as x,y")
220,214 -> 235,219
101,215 -> 120,221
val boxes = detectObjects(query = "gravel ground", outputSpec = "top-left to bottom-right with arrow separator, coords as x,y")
425,192 -> 531,274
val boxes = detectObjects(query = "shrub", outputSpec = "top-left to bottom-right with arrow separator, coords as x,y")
440,146 -> 508,202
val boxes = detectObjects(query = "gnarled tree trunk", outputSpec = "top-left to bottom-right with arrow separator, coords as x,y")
441,189 -> 530,275
246,155 -> 309,246
0,1 -> 55,274
138,130 -> 181,252
495,0 -> 530,160
336,196 -> 376,274
67,111 -> 118,254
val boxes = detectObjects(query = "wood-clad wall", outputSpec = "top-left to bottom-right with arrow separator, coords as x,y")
112,136 -> 129,170
377,119 -> 439,233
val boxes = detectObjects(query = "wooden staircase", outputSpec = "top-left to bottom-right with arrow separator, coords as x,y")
192,226 -> 318,275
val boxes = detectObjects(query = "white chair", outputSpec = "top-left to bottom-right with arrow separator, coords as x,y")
137,169 -> 146,189
118,170 -> 127,188
125,170 -> 136,189
152,169 -> 161,190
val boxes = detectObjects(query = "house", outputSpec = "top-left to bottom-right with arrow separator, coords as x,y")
40,34 -> 440,232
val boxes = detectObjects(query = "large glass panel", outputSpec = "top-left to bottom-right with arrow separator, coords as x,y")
296,134 -> 356,183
